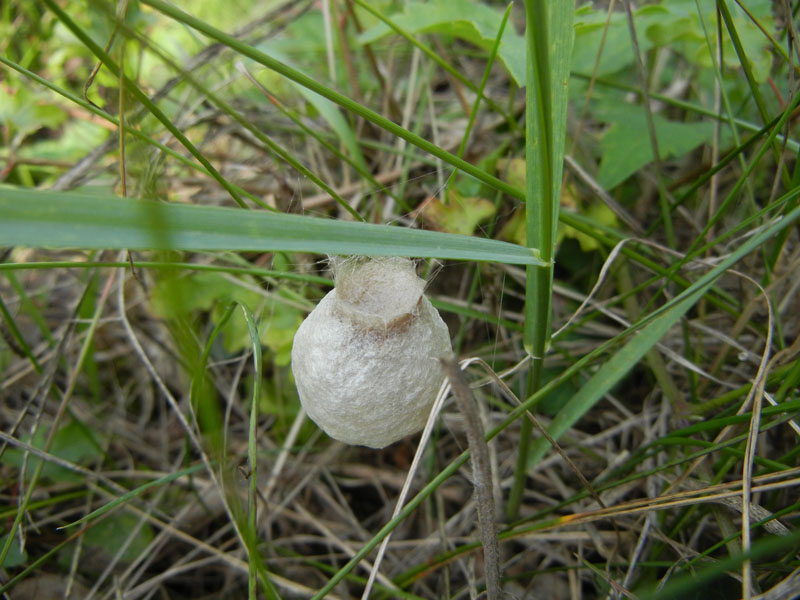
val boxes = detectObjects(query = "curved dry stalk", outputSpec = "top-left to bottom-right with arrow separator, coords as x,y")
441,356 -> 501,600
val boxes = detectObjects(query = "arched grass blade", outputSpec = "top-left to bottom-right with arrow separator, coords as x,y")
0,187 -> 545,266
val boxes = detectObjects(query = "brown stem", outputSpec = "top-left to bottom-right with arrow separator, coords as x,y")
440,356 -> 501,599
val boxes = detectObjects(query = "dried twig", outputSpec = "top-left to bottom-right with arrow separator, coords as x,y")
440,356 -> 501,600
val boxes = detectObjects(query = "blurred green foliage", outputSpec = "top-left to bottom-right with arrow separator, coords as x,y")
150,272 -> 303,364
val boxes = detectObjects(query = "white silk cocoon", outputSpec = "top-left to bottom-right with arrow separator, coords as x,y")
291,258 -> 452,448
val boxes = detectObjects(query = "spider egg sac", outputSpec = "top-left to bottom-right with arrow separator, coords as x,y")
290,257 -> 452,448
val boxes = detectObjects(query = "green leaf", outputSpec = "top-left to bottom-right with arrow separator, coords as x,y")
20,120 -> 109,163
151,272 -> 303,356
1,421 -> 104,484
358,0 -> 526,86
0,533 -> 27,568
643,0 -> 775,82
416,190 -> 496,236
597,104 -> 715,189
83,513 -> 154,564
0,187 -> 544,266
150,272 -> 237,316
572,7 -> 643,79
573,1 -> 774,83
259,302 -> 303,366
0,88 -> 67,137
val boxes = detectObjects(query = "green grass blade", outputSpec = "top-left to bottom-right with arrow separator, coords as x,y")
662,91 -> 800,282
138,0 -> 526,202
74,4 -> 364,221
239,70 -> 396,207
238,305 -> 277,600
0,526 -> 88,595
0,294 -> 42,373
644,530 -> 800,600
569,72 -> 799,153
42,0 -> 248,209
350,0 -> 514,122
0,187 -> 543,265
0,271 -> 109,568
526,279 -> 713,469
509,0 -> 574,520
525,201 -> 800,468
59,464 -> 205,528
717,0 -> 770,126
0,55 -> 271,210
289,82 -> 369,176
0,260 -> 330,286
521,0 -> 574,350
445,2 -> 512,191
717,0 -> 790,193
